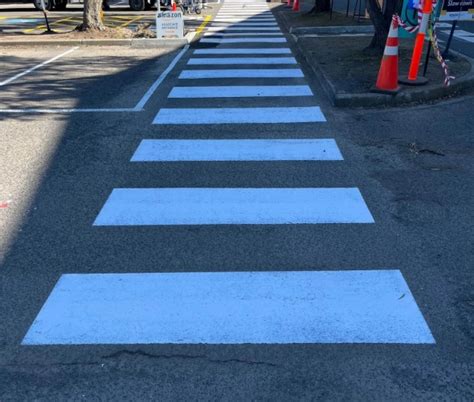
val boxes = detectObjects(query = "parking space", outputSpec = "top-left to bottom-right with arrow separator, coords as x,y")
0,13 -> 157,34
0,0 -> 216,34
0,45 -> 180,110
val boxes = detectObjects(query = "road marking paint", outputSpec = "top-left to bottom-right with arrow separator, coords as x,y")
214,17 -> 276,20
134,45 -> 189,111
196,14 -> 212,35
206,27 -> 279,31
215,14 -> 273,18
188,57 -> 296,65
23,16 -> 74,33
22,270 -> 434,345
94,187 -> 370,225
153,106 -> 326,124
0,108 -> 139,114
179,69 -> 303,79
194,48 -> 290,54
118,15 -> 143,28
211,22 -> 278,26
0,47 -> 78,87
200,37 -> 286,43
216,12 -> 273,15
203,32 -> 284,37
168,85 -> 311,98
131,139 -> 341,161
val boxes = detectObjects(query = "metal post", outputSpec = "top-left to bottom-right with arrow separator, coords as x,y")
423,41 -> 432,76
442,20 -> 457,59
40,0 -> 52,32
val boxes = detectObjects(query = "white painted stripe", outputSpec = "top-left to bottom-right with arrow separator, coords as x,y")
216,14 -> 273,17
216,12 -> 273,18
134,44 -> 189,111
179,69 -> 303,79
219,6 -> 268,8
168,85 -> 311,98
200,38 -> 286,43
384,45 -> 398,56
0,47 -> 78,87
214,19 -> 276,23
206,27 -> 280,31
153,106 -> 326,124
217,9 -> 269,11
0,108 -> 138,114
194,48 -> 291,54
215,17 -> 276,21
131,139 -> 341,161
22,270 -> 435,345
211,22 -> 278,26
188,57 -> 296,65
94,188 -> 370,225
203,32 -> 284,37
217,12 -> 273,15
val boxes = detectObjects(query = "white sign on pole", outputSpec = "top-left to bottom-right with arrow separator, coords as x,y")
156,11 -> 184,39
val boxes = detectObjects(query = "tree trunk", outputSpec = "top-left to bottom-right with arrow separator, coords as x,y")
80,0 -> 105,31
365,0 -> 398,51
307,0 -> 331,14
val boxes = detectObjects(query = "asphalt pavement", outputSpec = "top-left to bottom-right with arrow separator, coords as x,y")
0,1 -> 473,400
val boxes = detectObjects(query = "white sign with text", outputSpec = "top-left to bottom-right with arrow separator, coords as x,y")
156,11 -> 184,39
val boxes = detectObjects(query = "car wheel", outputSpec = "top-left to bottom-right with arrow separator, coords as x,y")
54,0 -> 68,10
33,0 -> 54,11
129,0 -> 146,11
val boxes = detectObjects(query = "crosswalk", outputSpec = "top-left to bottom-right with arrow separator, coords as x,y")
22,0 -> 435,346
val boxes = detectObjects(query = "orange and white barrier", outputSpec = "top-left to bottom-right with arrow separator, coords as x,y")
374,15 -> 400,94
400,0 -> 433,85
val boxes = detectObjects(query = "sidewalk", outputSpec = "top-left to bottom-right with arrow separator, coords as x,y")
275,2 -> 474,107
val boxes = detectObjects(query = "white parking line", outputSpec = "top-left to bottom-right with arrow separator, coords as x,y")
0,47 -> 78,87
134,44 -> 189,111
0,44 -> 190,114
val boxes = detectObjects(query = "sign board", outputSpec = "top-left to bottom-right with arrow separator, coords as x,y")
156,11 -> 184,39
440,0 -> 474,21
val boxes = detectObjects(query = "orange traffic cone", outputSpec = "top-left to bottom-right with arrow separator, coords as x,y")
172,0 -> 177,11
292,0 -> 299,11
373,15 -> 400,94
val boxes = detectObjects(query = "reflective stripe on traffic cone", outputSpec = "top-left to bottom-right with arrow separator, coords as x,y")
292,0 -> 299,11
373,15 -> 400,94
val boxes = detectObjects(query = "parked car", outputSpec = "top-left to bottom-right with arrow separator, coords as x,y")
30,0 -> 158,11
32,0 -> 67,10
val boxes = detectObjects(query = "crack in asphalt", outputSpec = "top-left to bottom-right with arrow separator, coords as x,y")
102,349 -> 279,367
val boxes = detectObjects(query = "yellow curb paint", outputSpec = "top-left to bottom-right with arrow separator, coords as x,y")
118,15 -> 143,27
195,14 -> 212,36
24,16 -> 73,33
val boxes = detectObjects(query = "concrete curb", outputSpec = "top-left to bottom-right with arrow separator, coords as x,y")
0,33 -> 194,48
292,33 -> 474,107
276,5 -> 474,108
290,25 -> 374,35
